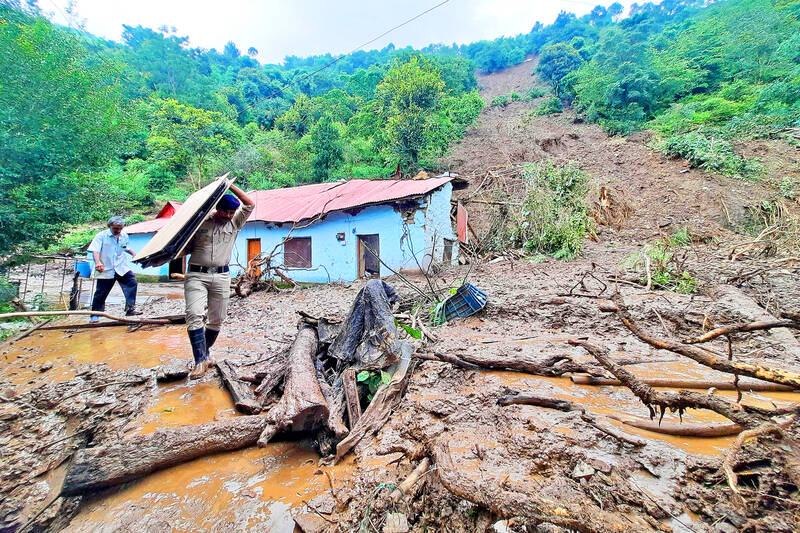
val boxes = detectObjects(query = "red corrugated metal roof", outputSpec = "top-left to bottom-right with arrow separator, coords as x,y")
126,177 -> 451,234
126,217 -> 172,235
248,177 -> 452,224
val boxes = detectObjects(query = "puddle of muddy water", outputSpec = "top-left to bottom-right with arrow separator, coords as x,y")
482,370 -> 800,456
0,327 -> 190,392
64,442 -> 329,533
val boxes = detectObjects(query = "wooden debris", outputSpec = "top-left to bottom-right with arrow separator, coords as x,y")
217,359 -> 260,414
342,368 -> 361,428
570,374 -> 794,392
258,325 -> 329,446
62,415 -> 268,496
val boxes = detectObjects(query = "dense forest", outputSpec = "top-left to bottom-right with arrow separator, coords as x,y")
1,0 -> 798,259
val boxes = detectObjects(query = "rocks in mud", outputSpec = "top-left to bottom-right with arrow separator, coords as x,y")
571,460 -> 596,480
293,512 -> 329,533
307,491 -> 336,515
39,361 -> 53,372
0,404 -> 21,421
155,360 -> 190,382
383,513 -> 410,533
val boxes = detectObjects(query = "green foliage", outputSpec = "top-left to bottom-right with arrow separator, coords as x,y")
486,161 -> 591,260
356,369 -> 392,400
310,116 -> 343,180
491,94 -> 509,107
537,43 -> 585,98
399,323 -> 422,339
526,86 -> 550,99
660,132 -> 762,180
534,96 -> 563,115
0,6 -> 136,256
625,229 -> 698,293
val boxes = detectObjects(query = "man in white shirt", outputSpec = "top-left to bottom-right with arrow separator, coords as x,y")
87,216 -> 142,322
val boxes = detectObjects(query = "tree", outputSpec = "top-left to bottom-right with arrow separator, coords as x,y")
537,43 -> 585,97
310,116 -> 343,180
144,98 -> 241,190
247,46 -> 258,57
609,2 -> 625,22
0,7 -> 135,255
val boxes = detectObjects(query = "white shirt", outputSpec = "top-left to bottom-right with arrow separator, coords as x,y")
87,229 -> 133,279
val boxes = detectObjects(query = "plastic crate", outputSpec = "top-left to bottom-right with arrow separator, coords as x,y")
436,283 -> 487,324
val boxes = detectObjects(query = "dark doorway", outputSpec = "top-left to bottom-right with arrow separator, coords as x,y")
357,234 -> 380,278
168,257 -> 185,278
443,238 -> 455,263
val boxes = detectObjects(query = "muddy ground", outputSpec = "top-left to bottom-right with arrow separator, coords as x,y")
1,60 -> 799,532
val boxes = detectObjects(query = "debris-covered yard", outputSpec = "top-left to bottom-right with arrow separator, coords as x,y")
2,60 -> 799,533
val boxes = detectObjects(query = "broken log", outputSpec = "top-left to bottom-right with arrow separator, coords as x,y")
497,391 -> 646,447
568,339 -> 789,428
336,351 -> 414,462
421,350 -> 605,377
38,314 -> 186,330
607,415 -> 743,437
497,394 -> 573,411
432,440 -> 653,532
254,357 -> 288,401
62,415 -> 268,496
684,319 -> 799,344
0,310 -> 171,325
217,359 -> 260,414
258,325 -> 329,446
612,293 -> 800,389
390,457 -> 430,502
342,368 -> 362,428
570,374 -> 794,392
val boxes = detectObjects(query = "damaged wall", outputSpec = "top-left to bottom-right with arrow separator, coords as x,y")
125,184 -> 458,283
229,183 -> 457,283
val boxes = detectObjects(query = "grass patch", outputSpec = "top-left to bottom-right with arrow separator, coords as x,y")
533,96 -> 563,115
625,229 -> 698,294
485,161 -> 591,260
659,132 -> 762,181
526,86 -> 550,99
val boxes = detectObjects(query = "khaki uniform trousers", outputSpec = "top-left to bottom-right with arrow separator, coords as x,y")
184,271 -> 230,331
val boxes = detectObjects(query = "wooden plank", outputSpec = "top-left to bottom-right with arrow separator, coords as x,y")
217,359 -> 260,414
342,368 -> 362,428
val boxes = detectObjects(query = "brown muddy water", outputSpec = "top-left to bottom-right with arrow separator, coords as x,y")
3,327 -> 800,531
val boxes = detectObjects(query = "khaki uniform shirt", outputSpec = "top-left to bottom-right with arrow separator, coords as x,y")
186,204 -> 253,267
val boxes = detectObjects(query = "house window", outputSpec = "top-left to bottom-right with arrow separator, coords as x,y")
284,237 -> 312,268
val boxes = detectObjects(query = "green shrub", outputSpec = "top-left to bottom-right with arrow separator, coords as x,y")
125,213 -> 147,225
510,92 -> 522,101
778,177 -> 797,199
534,96 -> 563,115
526,86 -> 550,100
43,227 -> 100,255
661,132 -> 762,181
624,230 -> 698,294
490,94 -> 509,107
485,161 -> 590,260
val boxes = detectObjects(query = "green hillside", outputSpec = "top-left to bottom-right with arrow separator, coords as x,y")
1,0 -> 798,258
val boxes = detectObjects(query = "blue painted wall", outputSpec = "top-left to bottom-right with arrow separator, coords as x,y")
126,184 -> 457,283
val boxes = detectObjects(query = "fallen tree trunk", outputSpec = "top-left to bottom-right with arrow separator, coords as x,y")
217,359 -> 260,414
420,350 -> 606,377
611,293 -> 800,389
336,352 -> 414,462
607,415 -> 743,437
570,374 -> 794,392
62,415 -> 268,496
685,319 -> 799,344
0,310 -> 172,325
568,339 -> 789,428
432,440 -> 655,532
258,325 -> 328,446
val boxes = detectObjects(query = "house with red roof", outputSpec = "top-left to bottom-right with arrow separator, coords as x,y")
125,177 -> 459,282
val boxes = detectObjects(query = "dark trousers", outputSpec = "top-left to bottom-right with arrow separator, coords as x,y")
91,271 -> 138,312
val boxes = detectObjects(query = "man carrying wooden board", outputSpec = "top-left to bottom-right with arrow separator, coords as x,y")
183,184 -> 254,379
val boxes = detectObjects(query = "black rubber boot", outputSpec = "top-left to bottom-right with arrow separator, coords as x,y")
187,328 -> 207,365
205,328 -> 220,363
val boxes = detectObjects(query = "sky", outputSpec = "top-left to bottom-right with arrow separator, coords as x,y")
44,0 -> 639,64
